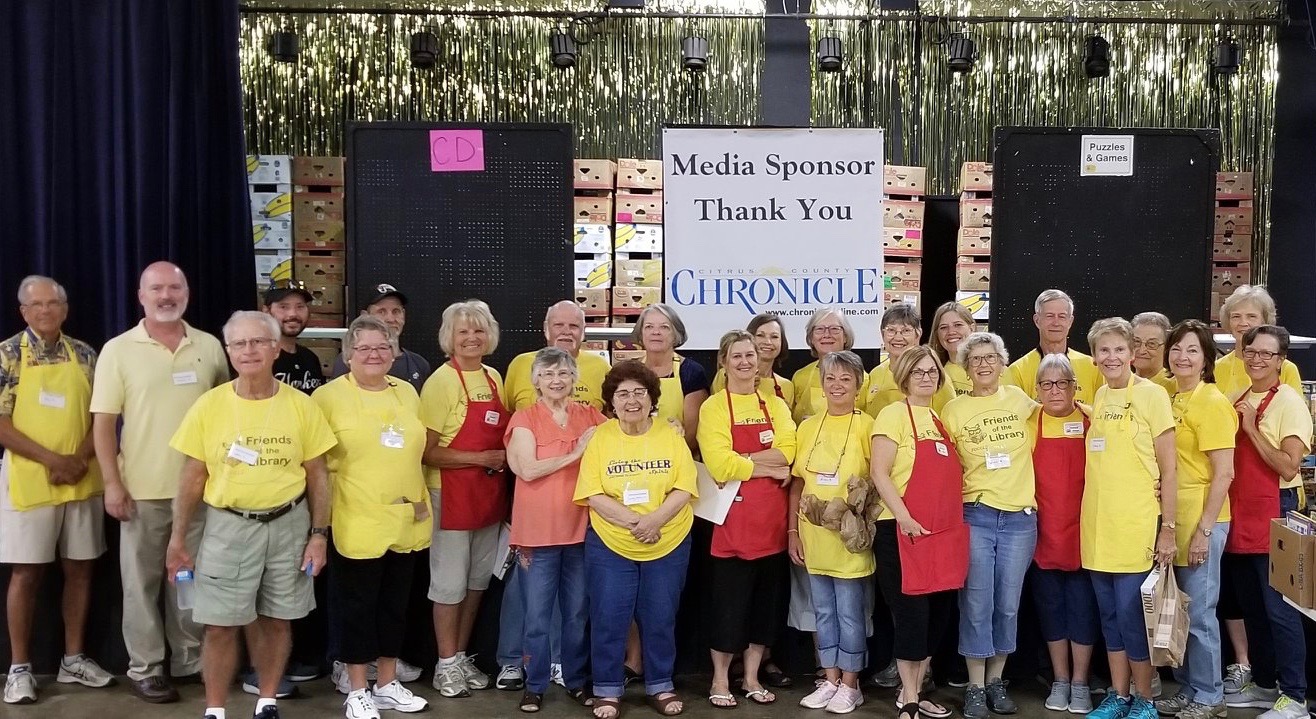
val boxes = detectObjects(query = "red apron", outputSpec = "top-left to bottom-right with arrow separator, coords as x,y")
1032,409 -> 1089,571
712,390 -> 788,559
440,362 -> 510,531
897,401 -> 970,595
768,374 -> 785,402
1225,385 -> 1280,555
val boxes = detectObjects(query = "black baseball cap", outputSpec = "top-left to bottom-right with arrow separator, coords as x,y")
263,279 -> 314,305
365,283 -> 408,308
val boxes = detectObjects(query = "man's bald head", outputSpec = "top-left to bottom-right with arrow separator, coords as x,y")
139,261 -> 188,290
137,261 -> 190,323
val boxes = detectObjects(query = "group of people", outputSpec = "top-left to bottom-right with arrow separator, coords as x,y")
0,264 -> 1311,719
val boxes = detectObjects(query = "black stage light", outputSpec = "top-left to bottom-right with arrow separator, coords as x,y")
947,32 -> 976,73
550,30 -> 577,69
267,30 -> 299,63
410,31 -> 438,69
1215,37 -> 1242,74
1084,35 -> 1110,78
682,36 -> 709,71
817,36 -> 843,72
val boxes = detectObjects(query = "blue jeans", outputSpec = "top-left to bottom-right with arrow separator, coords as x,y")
1090,570 -> 1152,662
1225,552 -> 1308,701
959,504 -> 1037,658
1031,566 -> 1098,646
809,574 -> 869,673
516,544 -> 588,694
497,569 -> 563,670
1173,522 -> 1229,705
585,528 -> 691,698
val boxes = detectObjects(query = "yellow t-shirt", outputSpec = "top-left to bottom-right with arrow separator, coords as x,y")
945,362 -> 973,397
1148,373 -> 1177,395
574,420 -> 698,561
1233,384 -> 1314,489
1215,352 -> 1303,399
871,402 -> 947,521
419,363 -> 505,490
90,321 -> 230,500
313,375 -> 430,559
1170,383 -> 1237,564
1005,348 -> 1103,406
791,360 -> 871,424
711,368 -> 795,409
941,386 -> 1040,511
504,350 -> 610,412
169,382 -> 337,510
696,390 -> 797,484
792,411 -> 876,578
863,359 -> 955,419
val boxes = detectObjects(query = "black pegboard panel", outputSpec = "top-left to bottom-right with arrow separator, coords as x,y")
345,123 -> 574,371
990,127 -> 1220,354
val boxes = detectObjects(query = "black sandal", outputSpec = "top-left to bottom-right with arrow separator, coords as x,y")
520,691 -> 543,713
568,687 -> 596,707
762,665 -> 793,688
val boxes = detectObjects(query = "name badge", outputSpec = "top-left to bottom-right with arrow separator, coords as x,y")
816,472 -> 840,487
381,430 -> 405,449
935,442 -> 949,457
227,442 -> 260,466
758,429 -> 774,445
622,487 -> 650,506
986,452 -> 1011,470
1063,422 -> 1085,436
172,371 -> 199,386
1090,437 -> 1106,452
484,410 -> 501,426
38,390 -> 66,409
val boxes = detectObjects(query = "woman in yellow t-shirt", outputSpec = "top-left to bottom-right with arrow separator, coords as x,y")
630,304 -> 709,453
941,333 -> 1039,713
1131,312 -> 1176,395
930,301 -> 976,398
866,304 -> 955,418
1158,320 -> 1236,716
710,313 -> 795,407
1216,286 -> 1303,397
573,362 -> 697,719
791,307 -> 869,424
312,316 -> 430,712
1082,318 -> 1177,716
789,350 -> 875,714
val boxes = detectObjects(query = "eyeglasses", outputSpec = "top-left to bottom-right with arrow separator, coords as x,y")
882,325 -> 917,337
21,300 -> 65,311
614,388 -> 649,401
1243,349 -> 1282,361
227,338 -> 277,351
537,369 -> 575,380
1132,339 -> 1164,350
352,345 -> 393,357
967,355 -> 1001,367
909,368 -> 940,380
1038,379 -> 1074,391
812,326 -> 844,336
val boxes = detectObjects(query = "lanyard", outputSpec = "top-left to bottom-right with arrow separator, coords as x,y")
803,410 -> 856,475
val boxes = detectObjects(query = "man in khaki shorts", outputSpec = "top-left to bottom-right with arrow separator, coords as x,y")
91,261 -> 230,703
0,276 -> 114,704
166,311 -> 336,719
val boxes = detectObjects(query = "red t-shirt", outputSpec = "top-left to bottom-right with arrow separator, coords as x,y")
504,401 -> 606,547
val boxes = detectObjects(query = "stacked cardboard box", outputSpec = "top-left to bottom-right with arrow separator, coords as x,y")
291,156 -> 347,327
1210,172 -> 1255,325
955,162 -> 993,321
248,155 -> 294,300
573,159 -> 616,335
611,159 -> 663,359
881,166 -> 927,312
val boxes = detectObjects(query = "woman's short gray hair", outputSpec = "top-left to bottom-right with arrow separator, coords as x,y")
1036,353 -> 1076,383
1221,285 -> 1278,326
804,307 -> 856,356
1131,312 -> 1171,337
818,350 -> 866,385
344,315 -> 399,361
630,303 -> 689,348
1087,317 -> 1133,352
956,332 -> 1010,366
530,347 -> 578,390
222,311 -> 280,344
438,300 -> 500,357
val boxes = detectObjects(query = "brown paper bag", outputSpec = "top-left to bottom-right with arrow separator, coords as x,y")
1140,566 -> 1190,667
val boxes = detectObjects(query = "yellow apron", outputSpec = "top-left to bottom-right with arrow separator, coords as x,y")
655,355 -> 687,425
1081,381 -> 1158,573
7,334 -> 101,510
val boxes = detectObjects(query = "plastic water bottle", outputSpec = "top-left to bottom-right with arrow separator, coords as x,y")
175,569 -> 195,610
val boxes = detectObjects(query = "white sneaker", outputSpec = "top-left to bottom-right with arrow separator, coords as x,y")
1259,695 -> 1310,719
334,661 -> 354,695
56,655 -> 114,688
550,663 -> 564,687
825,683 -> 864,714
801,680 -> 840,709
395,659 -> 422,684
457,655 -> 490,690
1226,683 -> 1280,709
373,680 -> 429,713
433,662 -> 470,698
3,670 -> 37,705
496,664 -> 524,691
345,689 -> 381,719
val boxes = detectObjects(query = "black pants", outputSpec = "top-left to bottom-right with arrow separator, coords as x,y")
873,520 -> 956,661
329,546 -> 419,665
705,553 -> 789,654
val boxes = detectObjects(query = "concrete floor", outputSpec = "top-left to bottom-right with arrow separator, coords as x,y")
0,674 -> 1274,719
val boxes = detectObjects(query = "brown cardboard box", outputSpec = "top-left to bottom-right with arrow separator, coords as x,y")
292,156 -> 346,186
616,193 -> 663,224
617,159 -> 663,190
612,287 -> 660,312
960,162 -> 994,193
1209,292 -> 1222,322
883,165 -> 927,197
882,228 -> 922,258
576,288 -> 610,316
883,200 -> 925,230
884,291 -> 920,311
295,255 -> 346,284
612,349 -> 646,365
614,259 -> 662,288
293,220 -> 346,251
307,285 -> 344,315
957,260 -> 991,291
957,227 -> 993,256
308,346 -> 338,375
293,192 -> 345,224
1216,172 -> 1255,199
1211,263 -> 1251,295
574,196 -> 613,224
1212,233 -> 1253,263
306,314 -> 344,328
1214,207 -> 1254,236
883,262 -> 921,291
1270,518 -> 1316,609
574,159 -> 617,190
960,199 -> 993,228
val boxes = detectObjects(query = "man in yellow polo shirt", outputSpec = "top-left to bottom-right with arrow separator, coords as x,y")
167,311 -> 336,719
91,261 -> 230,704
1004,289 -> 1103,405
0,276 -> 113,704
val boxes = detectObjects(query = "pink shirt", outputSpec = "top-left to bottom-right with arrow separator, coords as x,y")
505,401 -> 606,547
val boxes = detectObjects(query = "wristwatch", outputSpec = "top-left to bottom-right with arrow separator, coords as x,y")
308,527 -> 329,539
1161,521 -> 1176,531
1199,525 -> 1213,537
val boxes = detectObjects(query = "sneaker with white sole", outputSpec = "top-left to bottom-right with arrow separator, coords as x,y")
4,669 -> 37,705
1088,693 -> 1133,719
1070,684 -> 1094,714
1047,682 -> 1072,712
1154,692 -> 1192,716
1259,695 -> 1310,719
457,655 -> 490,690
1226,683 -> 1279,709
57,655 -> 114,688
1178,702 -> 1226,719
372,680 -> 429,713
825,683 -> 864,714
241,671 -> 298,698
433,662 -> 470,698
345,689 -> 381,719
1223,665 -> 1251,696
549,663 -> 564,687
333,662 -> 356,696
395,659 -> 422,684
496,665 -> 525,691
801,680 -> 840,709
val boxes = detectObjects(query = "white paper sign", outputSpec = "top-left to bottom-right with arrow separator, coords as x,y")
692,462 -> 742,525
1080,135 -> 1134,177
663,128 -> 886,349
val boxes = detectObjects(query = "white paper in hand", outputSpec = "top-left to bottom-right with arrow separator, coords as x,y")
692,462 -> 741,526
